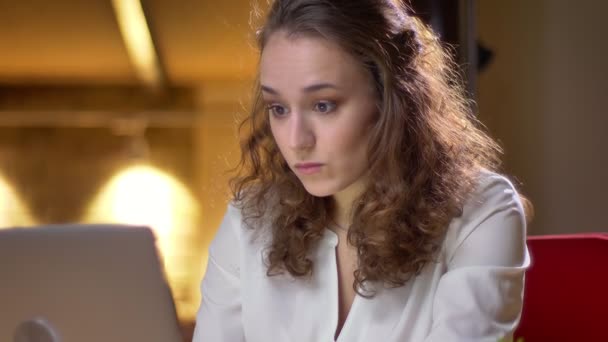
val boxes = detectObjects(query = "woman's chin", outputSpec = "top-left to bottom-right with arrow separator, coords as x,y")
300,182 -> 336,198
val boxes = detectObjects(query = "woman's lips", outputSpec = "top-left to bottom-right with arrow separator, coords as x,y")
294,162 -> 324,175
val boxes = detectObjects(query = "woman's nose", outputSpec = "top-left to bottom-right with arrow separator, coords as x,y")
288,114 -> 315,150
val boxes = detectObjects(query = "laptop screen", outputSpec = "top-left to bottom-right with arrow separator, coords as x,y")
0,225 -> 183,342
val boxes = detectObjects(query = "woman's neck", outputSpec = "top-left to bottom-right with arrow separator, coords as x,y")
331,178 -> 367,230
332,204 -> 351,231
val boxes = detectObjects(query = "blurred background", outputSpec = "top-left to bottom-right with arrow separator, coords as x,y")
0,0 -> 606,338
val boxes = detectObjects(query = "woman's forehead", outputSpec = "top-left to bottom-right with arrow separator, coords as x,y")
259,32 -> 370,93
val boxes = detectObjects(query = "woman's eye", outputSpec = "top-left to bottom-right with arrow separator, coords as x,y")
267,104 -> 288,117
314,101 -> 336,113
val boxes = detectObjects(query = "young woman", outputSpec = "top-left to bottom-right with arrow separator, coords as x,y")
193,1 -> 530,341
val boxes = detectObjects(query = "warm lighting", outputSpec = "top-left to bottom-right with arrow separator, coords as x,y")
111,0 -> 163,87
0,173 -> 35,228
84,164 -> 202,320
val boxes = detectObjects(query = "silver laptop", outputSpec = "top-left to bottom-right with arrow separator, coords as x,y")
0,225 -> 183,342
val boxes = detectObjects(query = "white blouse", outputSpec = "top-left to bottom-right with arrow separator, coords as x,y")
193,171 -> 529,342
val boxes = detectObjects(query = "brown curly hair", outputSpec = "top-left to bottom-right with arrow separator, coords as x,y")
231,0 -> 523,295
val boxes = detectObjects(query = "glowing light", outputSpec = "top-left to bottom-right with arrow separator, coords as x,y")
0,174 -> 36,228
84,164 -> 201,320
111,0 -> 163,87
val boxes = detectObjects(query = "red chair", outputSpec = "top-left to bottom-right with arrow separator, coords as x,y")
514,233 -> 608,342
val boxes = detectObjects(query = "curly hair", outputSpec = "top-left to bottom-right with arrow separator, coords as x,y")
231,0 -> 524,295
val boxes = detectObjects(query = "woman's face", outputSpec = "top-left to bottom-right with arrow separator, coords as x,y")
260,31 -> 378,198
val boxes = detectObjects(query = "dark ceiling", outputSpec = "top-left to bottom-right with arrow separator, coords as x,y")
0,0 -> 263,86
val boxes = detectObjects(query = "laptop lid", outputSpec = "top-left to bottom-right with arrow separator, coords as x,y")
0,225 -> 183,342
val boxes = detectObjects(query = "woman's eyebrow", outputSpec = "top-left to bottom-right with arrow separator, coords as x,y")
261,85 -> 279,95
302,83 -> 339,93
261,83 -> 339,95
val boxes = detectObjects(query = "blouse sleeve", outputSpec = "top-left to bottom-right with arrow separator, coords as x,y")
192,204 -> 246,342
424,173 -> 530,342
